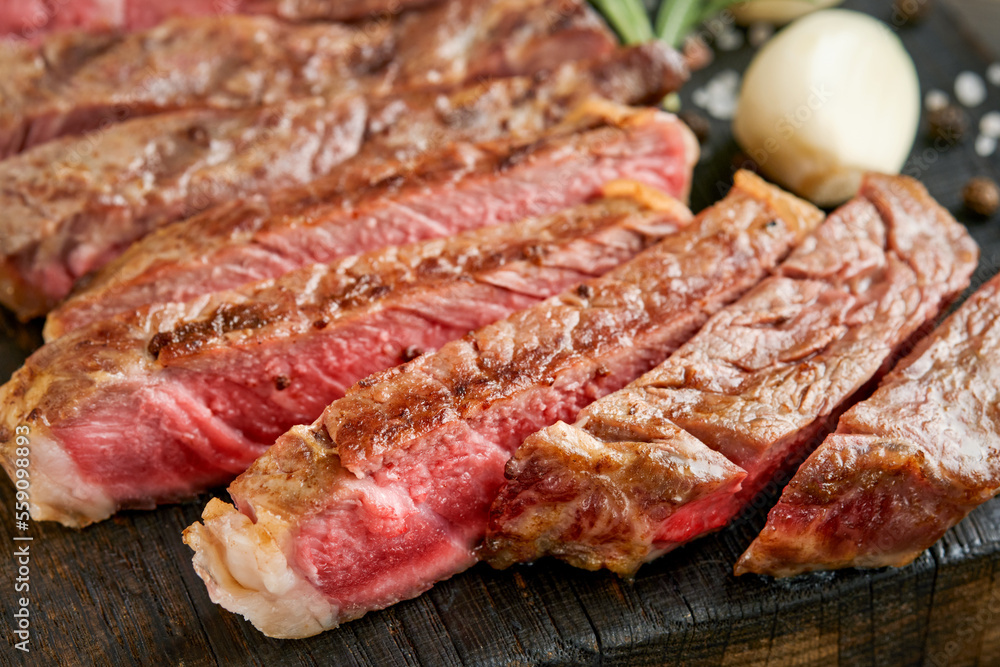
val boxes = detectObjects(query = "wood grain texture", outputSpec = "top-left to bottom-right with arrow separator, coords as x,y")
2,0 -> 1000,664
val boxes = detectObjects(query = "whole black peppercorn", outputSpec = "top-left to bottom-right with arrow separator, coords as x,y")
893,0 -> 933,25
962,177 -> 1000,217
927,105 -> 968,144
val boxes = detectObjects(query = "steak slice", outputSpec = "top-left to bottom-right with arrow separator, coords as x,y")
735,275 -> 1000,578
483,174 -> 978,576
182,171 -> 822,638
0,182 -> 692,527
0,98 -> 366,320
1,0 -> 438,38
0,0 -> 616,157
3,43 -> 685,322
45,101 -> 698,338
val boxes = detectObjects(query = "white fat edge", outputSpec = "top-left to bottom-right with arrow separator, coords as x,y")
184,499 -> 337,639
24,428 -> 117,528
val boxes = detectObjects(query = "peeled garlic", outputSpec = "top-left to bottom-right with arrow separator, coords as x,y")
731,0 -> 842,26
732,10 -> 920,207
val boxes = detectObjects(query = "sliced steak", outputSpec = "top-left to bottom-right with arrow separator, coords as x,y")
1,0 -> 438,38
3,43 -> 685,322
736,275 -> 1000,578
0,0 -> 616,157
483,174 -> 978,576
182,171 -> 822,639
0,98 -> 366,320
45,102 -> 699,338
0,183 -> 692,527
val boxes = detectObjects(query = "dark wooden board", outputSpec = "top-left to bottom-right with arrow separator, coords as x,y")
2,1 -> 1000,665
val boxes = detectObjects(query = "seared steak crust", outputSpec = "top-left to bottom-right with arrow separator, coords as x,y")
0,0 -> 616,157
483,174 -> 978,576
1,98 -> 367,319
737,273 -> 1000,577
0,186 -> 691,527
3,42 -> 685,322
0,0 -> 439,38
183,172 -> 821,638
45,101 -> 698,337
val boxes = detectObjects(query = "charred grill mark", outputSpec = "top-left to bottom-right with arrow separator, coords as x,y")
148,302 -> 276,359
340,274 -> 393,309
497,141 -> 541,172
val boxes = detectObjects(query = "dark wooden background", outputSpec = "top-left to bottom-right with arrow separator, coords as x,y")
2,0 -> 1000,664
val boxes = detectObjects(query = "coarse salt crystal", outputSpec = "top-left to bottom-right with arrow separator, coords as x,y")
924,89 -> 949,112
975,134 -> 997,157
988,62 -> 1000,87
692,87 -> 710,109
955,71 -> 987,107
716,28 -> 744,52
699,70 -> 741,120
981,111 -> 1000,139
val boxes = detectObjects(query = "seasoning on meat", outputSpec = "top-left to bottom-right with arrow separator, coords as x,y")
0,183 -> 692,527
482,173 -> 977,576
2,42 -> 687,321
736,270 -> 1000,577
44,101 -> 699,337
0,0 -> 616,158
182,171 -> 821,638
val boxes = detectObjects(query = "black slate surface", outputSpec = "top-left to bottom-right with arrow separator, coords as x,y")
1,0 -> 1000,665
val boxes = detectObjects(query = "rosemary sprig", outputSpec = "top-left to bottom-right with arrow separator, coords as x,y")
588,0 -> 747,49
588,0 -> 655,44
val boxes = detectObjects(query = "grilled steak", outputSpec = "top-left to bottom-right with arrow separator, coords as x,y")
45,102 -> 699,338
1,182 -> 691,527
483,174 -> 978,576
182,171 -> 821,638
0,0 -> 616,157
736,272 -> 1000,577
0,98 -> 366,320
3,43 -> 685,322
1,0 -> 436,38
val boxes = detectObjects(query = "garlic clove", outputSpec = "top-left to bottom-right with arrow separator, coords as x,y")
733,10 -> 920,207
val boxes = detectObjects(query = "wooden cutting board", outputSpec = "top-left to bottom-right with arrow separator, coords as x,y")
2,0 -> 999,664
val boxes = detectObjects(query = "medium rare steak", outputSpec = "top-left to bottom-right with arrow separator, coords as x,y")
0,182 -> 692,527
0,99 -> 366,320
483,174 -> 978,576
2,43 -> 685,322
182,171 -> 821,638
1,0 -> 436,38
736,272 -> 1000,577
0,0 -> 616,157
45,102 -> 699,338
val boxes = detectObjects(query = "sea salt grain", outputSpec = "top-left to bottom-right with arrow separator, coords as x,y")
924,89 -> 949,112
715,27 -> 744,52
988,63 -> 1000,87
955,71 -> 987,107
695,69 -> 742,121
981,111 -> 1000,139
976,134 -> 997,157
